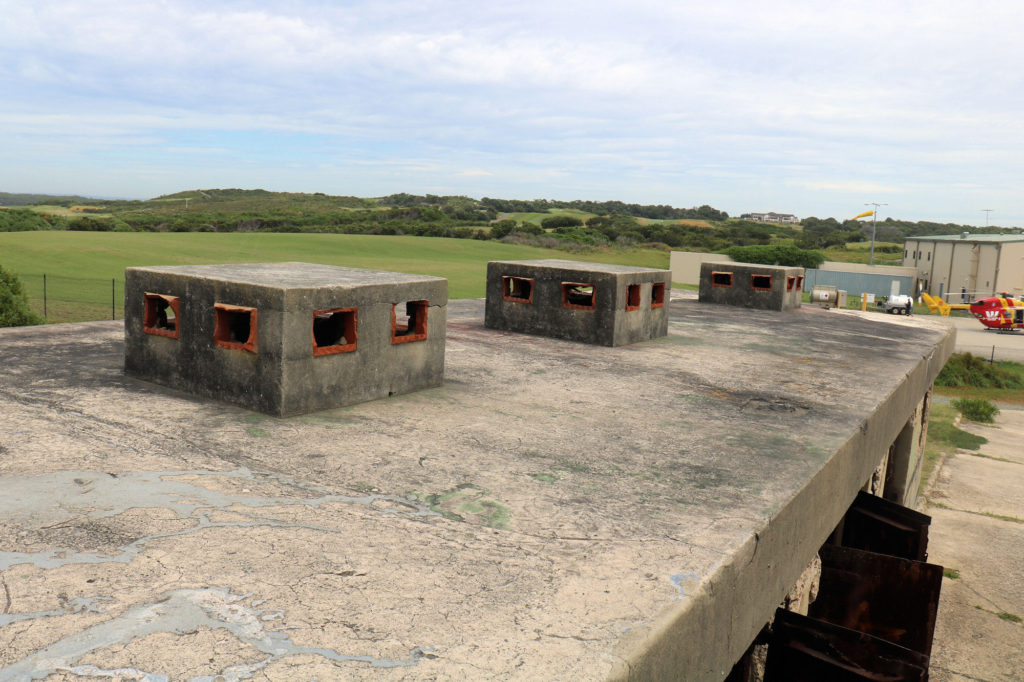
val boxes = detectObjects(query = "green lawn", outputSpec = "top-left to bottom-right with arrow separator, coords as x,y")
501,209 -> 596,226
1,231 -> 669,322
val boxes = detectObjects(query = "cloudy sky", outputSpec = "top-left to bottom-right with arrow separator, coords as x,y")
2,1 -> 1022,224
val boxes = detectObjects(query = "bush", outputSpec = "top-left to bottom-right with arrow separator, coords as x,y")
0,208 -> 61,231
0,265 -> 44,327
541,215 -> 584,229
952,398 -> 1000,423
936,353 -> 1024,389
68,216 -> 115,231
722,244 -> 825,268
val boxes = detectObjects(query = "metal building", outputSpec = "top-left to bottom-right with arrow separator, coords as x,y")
903,233 -> 1024,300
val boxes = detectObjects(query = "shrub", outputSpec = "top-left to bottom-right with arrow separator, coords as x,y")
952,398 -> 1000,423
68,216 -> 115,231
936,353 -> 1024,389
722,244 -> 825,268
541,215 -> 584,229
0,265 -> 44,327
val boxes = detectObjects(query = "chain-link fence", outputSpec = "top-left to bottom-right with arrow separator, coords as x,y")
18,273 -> 123,323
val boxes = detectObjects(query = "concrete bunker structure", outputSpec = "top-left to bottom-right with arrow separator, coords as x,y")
484,259 -> 670,346
699,261 -> 804,311
124,262 -> 447,416
1,281 -> 959,680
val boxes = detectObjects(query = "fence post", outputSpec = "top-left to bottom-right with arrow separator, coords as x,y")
112,279 -> 116,320
43,274 -> 47,320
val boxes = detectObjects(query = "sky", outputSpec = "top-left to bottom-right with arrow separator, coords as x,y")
3,1 -> 1024,226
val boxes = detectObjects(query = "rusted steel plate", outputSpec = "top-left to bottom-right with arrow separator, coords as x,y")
841,491 -> 931,562
764,609 -> 929,681
810,545 -> 942,657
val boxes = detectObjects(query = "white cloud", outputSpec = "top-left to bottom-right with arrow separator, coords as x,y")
3,1 -> 1024,221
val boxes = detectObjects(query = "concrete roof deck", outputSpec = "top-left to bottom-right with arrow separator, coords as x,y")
0,299 -> 954,680
128,262 -> 447,289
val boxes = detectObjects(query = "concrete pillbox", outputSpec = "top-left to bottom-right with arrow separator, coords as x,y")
698,261 -> 804,311
124,262 -> 447,416
484,259 -> 670,346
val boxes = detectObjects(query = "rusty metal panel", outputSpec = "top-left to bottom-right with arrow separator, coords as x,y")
764,609 -> 929,681
843,491 -> 931,562
810,545 -> 942,657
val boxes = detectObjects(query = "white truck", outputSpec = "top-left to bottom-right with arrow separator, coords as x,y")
876,294 -> 914,315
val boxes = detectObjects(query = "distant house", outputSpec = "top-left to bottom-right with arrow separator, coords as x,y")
741,212 -> 800,224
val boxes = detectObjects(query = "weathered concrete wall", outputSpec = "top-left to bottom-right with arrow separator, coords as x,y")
669,251 -> 732,285
698,262 -> 804,311
125,263 -> 447,416
484,259 -> 670,346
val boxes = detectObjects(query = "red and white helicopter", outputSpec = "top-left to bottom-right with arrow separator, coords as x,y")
922,291 -> 1024,332
968,293 -> 1024,332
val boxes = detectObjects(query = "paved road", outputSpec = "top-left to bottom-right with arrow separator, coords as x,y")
944,315 -> 1024,363
925,408 -> 1024,681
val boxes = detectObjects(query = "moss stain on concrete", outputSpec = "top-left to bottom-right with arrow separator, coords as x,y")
407,484 -> 512,529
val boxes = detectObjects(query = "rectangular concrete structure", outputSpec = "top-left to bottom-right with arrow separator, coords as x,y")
484,259 -> 670,346
699,261 -> 804,311
124,262 -> 447,416
0,300 -> 954,680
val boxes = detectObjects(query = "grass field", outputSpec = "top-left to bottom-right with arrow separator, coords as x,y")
0,231 -> 670,322
26,205 -> 113,218
501,209 -> 596,225
822,241 -> 904,266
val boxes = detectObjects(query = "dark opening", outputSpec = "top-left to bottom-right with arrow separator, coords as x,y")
313,308 -> 357,356
751,274 -> 773,290
392,300 -> 429,344
562,282 -> 595,309
502,276 -> 533,303
143,293 -> 180,339
711,271 -> 733,287
625,284 -> 641,311
214,304 -> 257,352
786,276 -> 796,292
795,275 -> 805,290
651,282 -> 666,308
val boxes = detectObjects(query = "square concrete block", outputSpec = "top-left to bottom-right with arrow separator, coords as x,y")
484,259 -> 670,346
698,261 -> 804,311
124,263 -> 448,416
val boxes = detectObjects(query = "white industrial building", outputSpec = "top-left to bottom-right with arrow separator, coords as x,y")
903,233 -> 1024,300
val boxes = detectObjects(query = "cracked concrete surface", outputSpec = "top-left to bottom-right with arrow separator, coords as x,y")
0,300 -> 953,680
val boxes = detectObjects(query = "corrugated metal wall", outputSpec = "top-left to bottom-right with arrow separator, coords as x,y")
804,269 -> 916,298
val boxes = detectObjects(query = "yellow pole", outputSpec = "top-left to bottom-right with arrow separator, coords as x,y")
861,293 -> 868,311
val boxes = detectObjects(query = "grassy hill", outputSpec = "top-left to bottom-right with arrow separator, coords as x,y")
0,231 -> 670,322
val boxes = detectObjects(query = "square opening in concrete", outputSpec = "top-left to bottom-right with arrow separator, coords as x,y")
392,300 -> 429,344
502,276 -> 534,304
796,275 -> 805,290
712,271 -> 733,288
626,284 -> 641,311
312,307 -> 357,356
214,304 -> 258,353
143,293 -> 180,339
651,282 -> 666,308
786,276 -> 796,292
562,282 -> 596,310
751,274 -> 773,291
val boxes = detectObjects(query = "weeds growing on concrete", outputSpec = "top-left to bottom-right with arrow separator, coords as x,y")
952,398 -> 1000,423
